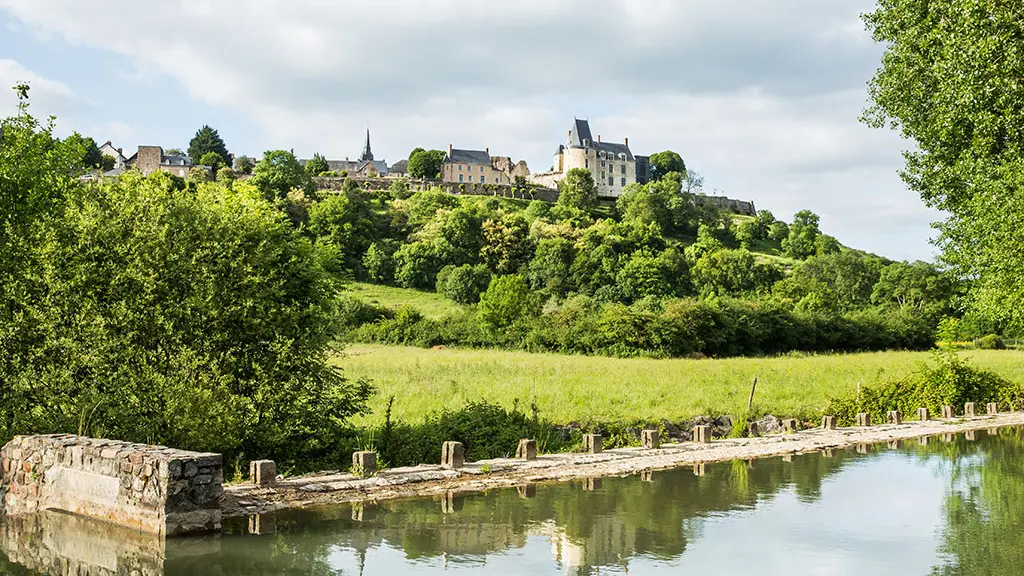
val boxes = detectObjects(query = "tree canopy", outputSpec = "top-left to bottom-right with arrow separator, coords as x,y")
408,148 -> 446,179
188,125 -> 230,168
864,0 -> 1024,331
250,149 -> 314,200
557,168 -> 598,211
306,152 -> 330,177
648,150 -> 686,181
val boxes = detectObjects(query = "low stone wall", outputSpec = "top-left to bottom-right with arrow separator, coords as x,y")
0,435 -> 223,536
699,195 -> 757,216
314,176 -> 560,202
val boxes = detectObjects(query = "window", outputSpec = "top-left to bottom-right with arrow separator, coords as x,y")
621,164 -> 626,175
585,159 -> 589,169
469,175 -> 473,182
481,176 -> 486,183
480,166 -> 484,173
459,164 -> 462,171
621,177 -> 627,186
459,174 -> 463,182
601,161 -> 606,168
601,171 -> 605,180
608,176 -> 614,186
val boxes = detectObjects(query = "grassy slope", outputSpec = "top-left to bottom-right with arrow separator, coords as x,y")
338,345 -> 1024,426
342,282 -> 465,319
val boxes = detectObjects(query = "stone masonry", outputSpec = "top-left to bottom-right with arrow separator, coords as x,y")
0,434 -> 223,536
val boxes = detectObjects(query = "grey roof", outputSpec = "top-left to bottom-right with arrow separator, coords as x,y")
445,148 -> 491,165
390,159 -> 409,173
568,118 -> 593,148
162,154 -> 192,166
595,142 -> 634,161
314,158 -> 389,174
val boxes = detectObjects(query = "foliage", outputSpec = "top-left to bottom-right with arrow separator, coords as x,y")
825,352 -> 1024,426
437,264 -> 491,304
234,155 -> 255,175
216,166 -> 235,183
307,187 -> 378,271
187,125 -> 230,169
394,241 -> 443,289
250,149 -> 314,200
478,275 -> 537,329
305,152 -> 329,177
863,1 -> 1024,332
189,166 -> 211,183
407,148 -> 446,179
199,151 -> 225,172
782,210 -> 822,259
647,150 -> 686,182
557,168 -> 599,211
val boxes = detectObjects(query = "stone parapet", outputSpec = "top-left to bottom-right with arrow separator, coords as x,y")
0,434 -> 222,536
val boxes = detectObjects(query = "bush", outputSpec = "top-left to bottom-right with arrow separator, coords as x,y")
478,275 -> 537,329
437,264 -> 491,304
976,334 -> 1007,350
825,352 -> 1024,426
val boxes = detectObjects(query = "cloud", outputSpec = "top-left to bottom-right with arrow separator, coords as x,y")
0,0 -> 938,260
0,58 -> 76,116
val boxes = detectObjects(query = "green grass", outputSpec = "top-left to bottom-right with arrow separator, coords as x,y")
342,282 -> 464,319
337,345 -> 1024,426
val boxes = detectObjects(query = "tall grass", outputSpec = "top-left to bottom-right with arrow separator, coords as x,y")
337,345 -> 1024,426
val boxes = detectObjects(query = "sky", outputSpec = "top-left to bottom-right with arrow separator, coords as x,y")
0,0 -> 941,261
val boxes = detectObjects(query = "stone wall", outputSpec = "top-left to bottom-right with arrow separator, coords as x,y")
314,176 -> 560,203
0,435 -> 223,536
699,195 -> 757,216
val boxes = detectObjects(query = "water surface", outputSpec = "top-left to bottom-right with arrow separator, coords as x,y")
3,429 -> 1023,575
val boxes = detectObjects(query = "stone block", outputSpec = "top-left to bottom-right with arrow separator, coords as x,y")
987,402 -> 999,415
782,419 -> 799,432
250,460 -> 276,487
441,441 -> 464,469
821,416 -> 837,430
856,413 -> 871,427
583,434 -> 603,454
516,439 -> 537,460
352,451 -> 377,476
888,410 -> 902,425
917,408 -> 930,421
941,405 -> 954,419
964,402 -> 977,417
856,444 -> 869,454
693,425 -> 712,444
641,430 -> 660,449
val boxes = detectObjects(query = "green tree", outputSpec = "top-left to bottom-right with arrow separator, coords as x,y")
189,166 -> 211,183
527,237 -> 575,295
478,275 -> 537,329
250,149 -> 314,199
408,148 -> 445,179
872,260 -> 954,320
199,151 -> 224,172
616,251 -> 672,302
306,152 -> 330,177
481,214 -> 532,275
216,166 -> 235,183
782,210 -> 821,260
647,150 -> 687,181
692,249 -> 775,297
363,242 -> 397,284
436,264 -> 491,304
234,155 -> 255,175
863,1 -> 1024,331
188,125 -> 230,168
735,219 -> 766,250
394,241 -> 442,289
307,187 -> 378,271
557,168 -> 599,211
768,220 -> 790,242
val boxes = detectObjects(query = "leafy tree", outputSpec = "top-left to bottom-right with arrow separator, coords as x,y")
478,275 -> 537,329
436,264 -> 491,304
306,152 -> 330,177
189,166 -> 211,183
557,168 -> 599,211
394,241 -> 442,289
165,148 -> 186,157
787,252 -> 883,311
684,224 -> 724,263
363,242 -> 398,284
616,251 -> 673,302
188,125 -> 230,168
78,135 -> 104,169
250,149 -> 314,199
100,155 -> 115,171
307,187 -> 378,271
768,220 -> 790,242
199,151 -> 225,172
692,249 -> 776,297
235,155 -> 255,175
814,234 -> 841,256
647,150 -> 686,181
735,219 -> 765,249
481,213 -> 532,275
872,260 -> 954,320
863,1 -> 1024,331
217,166 -> 235,183
782,210 -> 821,259
527,237 -> 575,295
408,148 -> 445,179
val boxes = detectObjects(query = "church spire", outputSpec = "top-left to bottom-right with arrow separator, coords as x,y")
360,128 -> 374,162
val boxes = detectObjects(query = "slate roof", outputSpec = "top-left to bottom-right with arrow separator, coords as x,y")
568,118 -> 593,148
594,142 -> 634,161
390,159 -> 409,173
445,148 -> 491,165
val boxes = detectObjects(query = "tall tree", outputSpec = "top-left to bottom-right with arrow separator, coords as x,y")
306,152 -> 330,177
647,150 -> 686,181
407,148 -> 445,179
864,1 -> 1024,331
188,125 -> 230,167
557,168 -> 598,211
250,149 -> 313,200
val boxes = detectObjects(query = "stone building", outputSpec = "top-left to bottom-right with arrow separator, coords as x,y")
531,119 -> 645,198
98,141 -> 128,169
125,146 -> 194,177
441,144 -> 526,186
302,129 -> 389,176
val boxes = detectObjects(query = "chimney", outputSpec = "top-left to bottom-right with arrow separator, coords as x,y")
597,135 -> 601,143
624,137 -> 629,148
448,143 -> 453,156
485,147 -> 489,156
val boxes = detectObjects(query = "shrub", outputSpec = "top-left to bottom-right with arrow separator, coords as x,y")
478,275 -> 538,329
437,264 -> 491,304
976,334 -> 1007,350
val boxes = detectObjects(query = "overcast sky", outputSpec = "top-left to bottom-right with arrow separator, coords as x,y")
0,0 -> 940,261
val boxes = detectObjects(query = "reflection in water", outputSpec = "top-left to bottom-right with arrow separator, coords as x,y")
1,430 -> 1023,575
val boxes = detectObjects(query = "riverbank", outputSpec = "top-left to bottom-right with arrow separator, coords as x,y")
222,411 -> 1024,519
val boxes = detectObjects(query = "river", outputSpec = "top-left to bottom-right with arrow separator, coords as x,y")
2,428 -> 1022,575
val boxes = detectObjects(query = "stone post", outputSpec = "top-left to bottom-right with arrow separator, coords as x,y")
987,402 -> 999,415
821,415 -> 837,430
352,451 -> 377,476
693,425 -> 712,444
782,419 -> 799,432
941,405 -> 954,419
583,434 -> 603,454
964,402 -> 977,417
516,439 -> 537,461
441,441 -> 464,469
641,429 -> 660,449
856,413 -> 871,427
250,460 -> 276,487
888,410 -> 902,425
693,463 -> 706,476
917,408 -> 930,421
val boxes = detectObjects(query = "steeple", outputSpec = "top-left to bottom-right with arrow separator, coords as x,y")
360,128 -> 374,162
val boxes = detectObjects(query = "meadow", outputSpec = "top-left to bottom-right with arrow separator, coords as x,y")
341,282 -> 464,319
338,345 -> 1024,426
